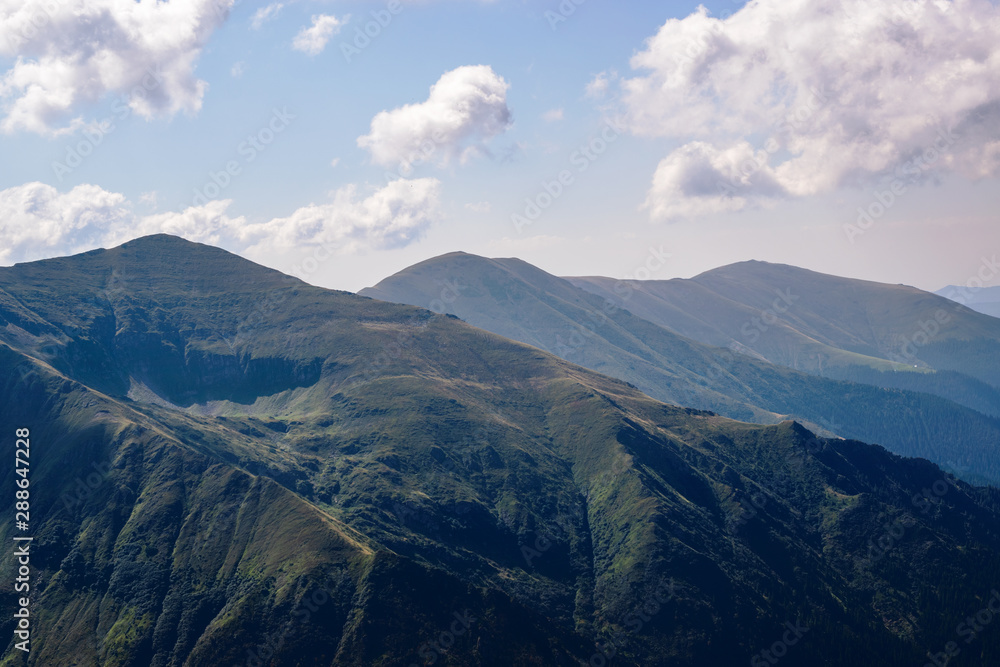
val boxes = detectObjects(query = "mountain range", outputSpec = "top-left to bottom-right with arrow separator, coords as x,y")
1,235 -> 999,666
362,253 -> 1000,486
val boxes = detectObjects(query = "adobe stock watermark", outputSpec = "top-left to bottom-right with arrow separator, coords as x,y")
346,271 -> 469,389
340,0 -> 403,63
427,279 -> 468,315
551,245 -> 671,358
223,273 -> 302,353
380,130 -> 448,185
406,609 -> 477,666
727,490 -> 767,531
844,123 -> 959,244
52,66 -> 164,181
511,116 -> 624,233
59,460 -> 112,510
2,0 -> 69,51
703,286 -> 799,382
428,425 -> 496,478
887,309 -> 951,365
842,1 -> 927,43
675,8 -> 738,66
191,107 -> 295,206
730,423 -> 839,530
857,475 -> 957,570
11,339 -> 62,386
717,86 -> 831,200
888,0 -> 923,26
285,242 -> 341,284
12,269 -> 132,385
391,495 -> 472,536
550,296 -> 619,358
347,312 -> 431,389
856,512 -> 917,570
738,288 -> 799,345
784,435 -> 823,472
750,619 -> 809,666
245,586 -> 332,666
943,254 -> 1000,311
223,241 -> 341,353
545,0 -> 587,30
520,512 -> 577,568
886,254 -> 1000,366
923,589 -> 1000,667
223,238 -> 341,351
585,577 -> 681,666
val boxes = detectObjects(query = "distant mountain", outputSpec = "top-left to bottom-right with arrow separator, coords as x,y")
362,253 -> 1000,485
937,284 -> 1000,319
569,262 -> 1000,420
3,235 -> 1000,666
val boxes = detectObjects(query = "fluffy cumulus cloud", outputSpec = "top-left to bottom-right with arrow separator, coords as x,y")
358,65 -> 512,171
644,141 -> 786,220
611,0 -> 1000,220
0,0 -> 233,135
292,14 -> 344,56
0,179 -> 440,264
237,178 -> 441,253
0,182 -> 132,262
119,199 -> 245,247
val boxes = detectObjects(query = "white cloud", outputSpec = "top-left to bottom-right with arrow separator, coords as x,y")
292,14 -> 344,56
0,182 -> 132,262
0,178 -> 441,264
231,61 -> 246,78
644,141 -> 787,220
357,65 -> 512,170
238,178 -> 441,253
0,182 -> 245,263
330,157 -> 340,168
123,199 -> 245,247
542,108 -> 564,122
0,0 -> 233,136
585,70 -> 615,99
614,0 -> 1000,220
250,2 -> 283,30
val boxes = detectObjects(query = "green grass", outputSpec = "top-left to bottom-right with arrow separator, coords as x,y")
1,236 -> 999,665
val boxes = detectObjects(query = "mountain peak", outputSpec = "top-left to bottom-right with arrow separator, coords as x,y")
4,234 -> 303,298
109,233 -> 251,264
694,259 -> 809,281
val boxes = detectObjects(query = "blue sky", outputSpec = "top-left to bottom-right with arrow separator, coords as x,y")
1,0 -> 998,293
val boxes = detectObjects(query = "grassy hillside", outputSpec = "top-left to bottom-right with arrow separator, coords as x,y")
362,252 -> 1000,484
2,235 -> 1000,665
570,263 -> 1000,415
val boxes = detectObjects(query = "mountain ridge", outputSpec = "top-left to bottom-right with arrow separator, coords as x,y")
362,251 -> 1000,485
4,235 -> 1000,666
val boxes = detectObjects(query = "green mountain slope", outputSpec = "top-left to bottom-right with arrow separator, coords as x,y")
361,252 -> 1000,484
0,345 -> 584,667
2,235 -> 1000,666
570,262 -> 1000,417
